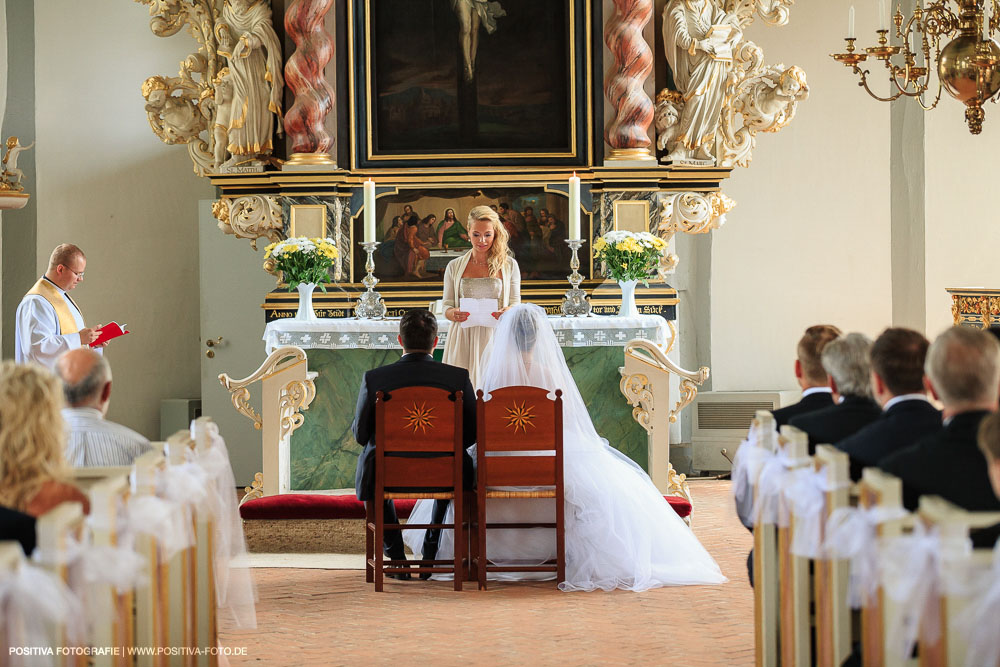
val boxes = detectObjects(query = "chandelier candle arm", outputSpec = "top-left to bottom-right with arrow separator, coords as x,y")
354,241 -> 387,319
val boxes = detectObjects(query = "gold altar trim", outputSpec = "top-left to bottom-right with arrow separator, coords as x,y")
26,278 -> 80,335
947,287 -> 1000,328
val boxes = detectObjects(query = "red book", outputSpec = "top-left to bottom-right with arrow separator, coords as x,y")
90,321 -> 130,347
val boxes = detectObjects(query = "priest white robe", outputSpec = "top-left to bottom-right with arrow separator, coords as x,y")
15,277 -> 95,368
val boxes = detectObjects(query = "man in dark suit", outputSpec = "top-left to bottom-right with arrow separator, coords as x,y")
0,505 -> 36,555
881,326 -> 1000,517
771,324 -> 842,428
836,328 -> 942,481
789,333 -> 882,454
353,308 -> 476,578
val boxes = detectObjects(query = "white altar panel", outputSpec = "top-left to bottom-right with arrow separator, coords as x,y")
263,314 -> 671,353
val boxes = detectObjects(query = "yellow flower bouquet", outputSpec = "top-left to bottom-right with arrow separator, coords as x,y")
593,231 -> 667,285
263,237 -> 339,291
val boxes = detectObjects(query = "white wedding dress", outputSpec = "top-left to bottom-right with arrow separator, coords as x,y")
404,303 -> 727,591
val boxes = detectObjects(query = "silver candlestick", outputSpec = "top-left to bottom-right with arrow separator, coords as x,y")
561,239 -> 592,317
355,241 -> 387,319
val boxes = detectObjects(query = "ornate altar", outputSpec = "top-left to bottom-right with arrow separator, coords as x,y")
948,287 -> 1000,328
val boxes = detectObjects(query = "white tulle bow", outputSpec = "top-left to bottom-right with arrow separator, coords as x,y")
752,445 -> 811,528
959,539 -> 1000,667
786,467 -> 849,559
823,505 -> 909,607
731,421 -> 775,528
0,560 -> 85,653
127,495 -> 195,560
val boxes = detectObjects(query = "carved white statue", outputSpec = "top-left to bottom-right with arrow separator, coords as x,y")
662,0 -> 742,163
1,137 -> 34,191
216,0 -> 284,169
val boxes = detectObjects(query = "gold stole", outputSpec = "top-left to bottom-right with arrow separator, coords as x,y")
26,278 -> 81,335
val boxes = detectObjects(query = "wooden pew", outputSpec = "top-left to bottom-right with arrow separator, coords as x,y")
812,445 -> 852,667
87,474 -> 134,667
0,541 -> 27,652
916,496 -> 1000,667
35,501 -> 87,666
776,425 -> 812,667
132,450 -> 173,667
70,466 -> 132,492
751,410 -> 779,667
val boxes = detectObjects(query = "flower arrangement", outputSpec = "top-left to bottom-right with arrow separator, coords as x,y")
263,237 -> 339,291
593,230 -> 668,284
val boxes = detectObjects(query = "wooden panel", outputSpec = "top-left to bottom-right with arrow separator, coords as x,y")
479,386 -> 562,452
290,204 -> 328,239
377,386 -> 461,453
485,455 -> 557,487
383,455 -> 456,488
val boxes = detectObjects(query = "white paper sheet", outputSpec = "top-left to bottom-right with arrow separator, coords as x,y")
459,298 -> 499,328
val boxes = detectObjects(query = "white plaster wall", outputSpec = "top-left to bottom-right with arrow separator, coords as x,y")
708,3 -> 893,392
34,0 -> 213,438
924,111 -> 1000,338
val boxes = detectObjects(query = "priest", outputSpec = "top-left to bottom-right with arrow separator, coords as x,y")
15,243 -> 100,368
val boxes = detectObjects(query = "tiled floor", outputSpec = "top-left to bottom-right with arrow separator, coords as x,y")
220,480 -> 754,666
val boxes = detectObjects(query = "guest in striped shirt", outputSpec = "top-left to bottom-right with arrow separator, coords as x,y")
55,348 -> 152,467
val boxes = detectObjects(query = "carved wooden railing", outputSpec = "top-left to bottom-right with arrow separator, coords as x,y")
219,346 -> 316,502
619,338 -> 709,500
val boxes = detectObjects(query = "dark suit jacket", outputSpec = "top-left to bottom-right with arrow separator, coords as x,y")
0,505 -> 36,556
835,398 -> 943,481
880,410 -> 1000,513
788,394 -> 882,455
771,390 -> 835,428
353,353 -> 476,501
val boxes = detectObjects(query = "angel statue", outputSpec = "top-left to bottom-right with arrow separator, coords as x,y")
1,137 -> 34,191
215,0 -> 284,169
662,0 -> 742,163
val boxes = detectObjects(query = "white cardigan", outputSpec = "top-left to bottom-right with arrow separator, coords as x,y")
441,251 -> 521,312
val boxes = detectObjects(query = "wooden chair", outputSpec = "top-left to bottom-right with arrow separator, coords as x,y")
812,445 -> 852,667
472,386 -> 565,590
366,386 -> 471,591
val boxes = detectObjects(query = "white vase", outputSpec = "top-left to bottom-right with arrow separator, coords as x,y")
618,279 -> 640,318
295,282 -> 318,321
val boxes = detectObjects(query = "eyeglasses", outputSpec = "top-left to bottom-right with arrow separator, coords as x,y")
63,266 -> 85,279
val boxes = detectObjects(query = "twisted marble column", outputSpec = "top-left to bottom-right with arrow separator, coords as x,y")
603,0 -> 655,162
284,0 -> 336,166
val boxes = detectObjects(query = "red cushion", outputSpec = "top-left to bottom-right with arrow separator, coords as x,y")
240,493 -> 691,520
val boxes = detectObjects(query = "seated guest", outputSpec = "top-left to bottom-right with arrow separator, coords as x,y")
0,361 -> 90,517
56,348 -> 152,466
770,324 -> 842,428
0,506 -> 36,556
881,326 -> 1000,514
352,308 -> 476,579
836,328 -> 942,481
789,333 -> 881,454
975,412 -> 1000,547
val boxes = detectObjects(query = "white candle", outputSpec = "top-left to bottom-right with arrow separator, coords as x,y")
878,0 -> 887,31
363,179 -> 376,243
849,5 -> 855,38
568,172 -> 581,240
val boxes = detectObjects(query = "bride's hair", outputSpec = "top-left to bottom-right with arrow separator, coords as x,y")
467,205 -> 511,278
514,309 -> 538,354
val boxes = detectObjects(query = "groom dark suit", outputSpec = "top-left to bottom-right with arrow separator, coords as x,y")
352,309 -> 476,575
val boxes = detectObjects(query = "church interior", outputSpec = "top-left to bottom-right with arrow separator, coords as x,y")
2,0 -> 1000,664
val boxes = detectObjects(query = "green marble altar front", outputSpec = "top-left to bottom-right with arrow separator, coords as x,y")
290,347 -> 646,490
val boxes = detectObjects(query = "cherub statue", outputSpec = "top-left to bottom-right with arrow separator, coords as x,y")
662,0 -> 742,163
655,89 -> 685,152
743,65 -> 809,133
1,137 -> 34,191
215,0 -> 284,170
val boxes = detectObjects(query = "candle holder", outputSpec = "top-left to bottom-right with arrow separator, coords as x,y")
561,239 -> 592,317
354,241 -> 387,319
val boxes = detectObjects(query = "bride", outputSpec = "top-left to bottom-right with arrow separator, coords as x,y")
404,303 -> 726,591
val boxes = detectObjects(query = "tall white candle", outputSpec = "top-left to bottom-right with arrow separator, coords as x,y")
878,0 -> 889,31
568,172 -> 581,239
849,5 -> 855,38
363,179 -> 376,243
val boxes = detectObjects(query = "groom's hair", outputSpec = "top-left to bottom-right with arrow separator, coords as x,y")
399,308 -> 437,352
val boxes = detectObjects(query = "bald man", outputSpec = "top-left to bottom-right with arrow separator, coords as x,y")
56,348 -> 151,467
15,243 -> 103,368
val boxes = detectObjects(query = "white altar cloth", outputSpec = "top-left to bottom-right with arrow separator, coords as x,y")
263,314 -> 670,354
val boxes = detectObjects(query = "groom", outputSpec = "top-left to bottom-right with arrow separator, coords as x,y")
352,308 -> 476,578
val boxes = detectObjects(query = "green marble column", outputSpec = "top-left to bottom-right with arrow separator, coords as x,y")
289,346 -> 645,490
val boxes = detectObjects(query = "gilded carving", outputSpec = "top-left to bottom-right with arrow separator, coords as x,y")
278,378 -> 317,440
658,192 -> 736,246
212,195 -> 283,249
666,464 -> 693,525
241,472 -> 264,505
619,372 -> 654,434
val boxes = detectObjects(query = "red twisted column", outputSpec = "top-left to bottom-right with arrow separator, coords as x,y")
284,0 -> 336,166
603,0 -> 655,163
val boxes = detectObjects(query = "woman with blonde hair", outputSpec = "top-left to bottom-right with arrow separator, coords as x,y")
0,361 -> 89,517
441,205 -> 521,387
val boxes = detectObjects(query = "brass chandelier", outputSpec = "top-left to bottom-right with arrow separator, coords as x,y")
832,0 -> 1000,133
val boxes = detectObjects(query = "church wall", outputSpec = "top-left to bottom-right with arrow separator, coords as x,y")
33,0 -> 213,438
923,112 -> 1000,338
707,3 -> 893,392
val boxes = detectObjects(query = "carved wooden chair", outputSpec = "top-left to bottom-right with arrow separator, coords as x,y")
473,386 -> 565,590
366,386 -> 471,591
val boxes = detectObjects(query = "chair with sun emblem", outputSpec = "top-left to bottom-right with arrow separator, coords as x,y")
473,386 -> 564,590
367,385 -> 472,591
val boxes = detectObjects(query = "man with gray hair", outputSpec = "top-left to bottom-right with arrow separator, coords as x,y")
882,326 -> 1000,513
55,348 -> 152,466
789,333 -> 882,454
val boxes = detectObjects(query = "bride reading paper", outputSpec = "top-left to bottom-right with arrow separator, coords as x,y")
404,303 -> 727,591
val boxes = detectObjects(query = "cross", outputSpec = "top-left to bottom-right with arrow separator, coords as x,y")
279,333 -> 292,344
319,333 -> 332,344
300,334 -> 312,344
615,331 -> 628,341
339,334 -> 351,343
574,331 -> 585,341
